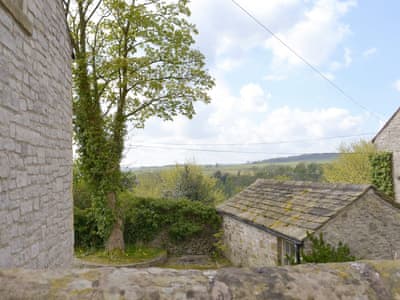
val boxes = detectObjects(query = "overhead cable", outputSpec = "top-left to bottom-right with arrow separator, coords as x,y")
231,0 -> 384,121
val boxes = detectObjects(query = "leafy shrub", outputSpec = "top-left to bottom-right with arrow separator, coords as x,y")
370,152 -> 394,199
121,195 -> 221,245
323,140 -> 376,184
211,229 -> 227,259
302,232 -> 355,263
74,191 -> 221,250
74,207 -> 103,249
73,162 -> 91,209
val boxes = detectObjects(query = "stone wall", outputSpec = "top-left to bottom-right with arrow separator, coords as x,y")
0,261 -> 399,299
307,189 -> 400,260
373,109 -> 400,203
222,215 -> 278,267
0,0 -> 73,267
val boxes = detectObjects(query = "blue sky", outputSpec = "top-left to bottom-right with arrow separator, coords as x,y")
123,0 -> 400,167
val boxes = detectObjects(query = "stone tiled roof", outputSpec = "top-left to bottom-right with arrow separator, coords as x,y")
217,179 -> 372,241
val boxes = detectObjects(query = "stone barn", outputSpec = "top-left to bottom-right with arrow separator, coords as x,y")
0,0 -> 73,267
217,179 -> 400,267
372,107 -> 400,203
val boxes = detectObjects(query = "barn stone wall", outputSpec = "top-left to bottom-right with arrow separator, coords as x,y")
373,109 -> 400,203
0,0 -> 73,267
307,189 -> 400,260
222,215 -> 278,267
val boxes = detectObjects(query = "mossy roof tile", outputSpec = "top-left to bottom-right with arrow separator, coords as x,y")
217,179 -> 372,241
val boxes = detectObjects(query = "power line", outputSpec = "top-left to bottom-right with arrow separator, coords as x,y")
231,0 -> 384,121
127,144 -> 374,156
129,144 -> 297,154
128,132 -> 374,147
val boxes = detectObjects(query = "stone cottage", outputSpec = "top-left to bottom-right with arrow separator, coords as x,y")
0,0 -> 73,267
217,179 -> 400,267
372,107 -> 400,203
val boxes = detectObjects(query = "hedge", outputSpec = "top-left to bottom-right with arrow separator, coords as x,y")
122,196 -> 221,244
74,195 -> 222,250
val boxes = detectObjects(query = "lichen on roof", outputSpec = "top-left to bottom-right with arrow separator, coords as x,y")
217,179 -> 372,241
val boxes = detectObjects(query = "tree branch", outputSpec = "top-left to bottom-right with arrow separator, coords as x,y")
123,93 -> 185,120
86,0 -> 103,24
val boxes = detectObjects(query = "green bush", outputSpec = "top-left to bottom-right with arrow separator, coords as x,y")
121,195 -> 221,245
74,207 -> 103,249
302,232 -> 355,263
73,162 -> 92,209
370,152 -> 394,199
74,192 -> 222,250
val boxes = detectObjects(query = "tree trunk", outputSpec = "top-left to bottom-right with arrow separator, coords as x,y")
105,192 -> 125,251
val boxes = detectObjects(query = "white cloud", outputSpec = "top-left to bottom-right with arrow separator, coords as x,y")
256,106 -> 363,142
240,84 -> 270,112
329,47 -> 352,71
208,81 -> 270,128
344,47 -> 352,67
264,74 -> 288,81
189,0 -> 304,68
322,72 -> 335,80
265,0 -> 356,68
124,80 -> 365,167
362,47 -> 377,58
216,58 -> 243,72
394,79 -> 400,92
119,0 -> 366,167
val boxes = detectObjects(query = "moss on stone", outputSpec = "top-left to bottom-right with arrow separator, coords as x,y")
80,270 -> 101,281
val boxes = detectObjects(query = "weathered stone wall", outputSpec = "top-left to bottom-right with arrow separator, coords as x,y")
222,215 -> 278,267
308,190 -> 400,260
0,0 -> 73,267
0,261 -> 399,299
373,109 -> 400,203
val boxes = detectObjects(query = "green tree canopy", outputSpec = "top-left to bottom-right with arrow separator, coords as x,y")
324,140 -> 376,184
160,164 -> 224,205
65,0 -> 214,250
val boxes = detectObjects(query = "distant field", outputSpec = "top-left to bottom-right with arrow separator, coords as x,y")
129,153 -> 338,175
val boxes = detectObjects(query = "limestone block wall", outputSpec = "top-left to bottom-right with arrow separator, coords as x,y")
222,215 -> 278,267
1,261 -> 400,299
307,190 -> 400,260
373,109 -> 400,203
0,0 -> 73,267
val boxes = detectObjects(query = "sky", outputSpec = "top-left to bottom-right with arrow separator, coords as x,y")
122,0 -> 400,168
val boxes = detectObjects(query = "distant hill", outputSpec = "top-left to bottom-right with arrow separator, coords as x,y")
254,153 -> 339,164
125,153 -> 339,174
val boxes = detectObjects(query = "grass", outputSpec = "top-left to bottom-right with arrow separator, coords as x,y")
76,247 -> 232,269
75,245 -> 166,265
160,256 -> 232,270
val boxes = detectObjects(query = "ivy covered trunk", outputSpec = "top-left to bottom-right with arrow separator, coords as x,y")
66,0 -> 214,252
105,192 -> 125,251
72,1 -> 128,251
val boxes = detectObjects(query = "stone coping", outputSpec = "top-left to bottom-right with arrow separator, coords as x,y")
0,260 -> 399,299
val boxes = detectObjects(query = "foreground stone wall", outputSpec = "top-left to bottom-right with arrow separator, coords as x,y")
308,190 -> 400,260
373,109 -> 400,203
222,215 -> 278,267
0,261 -> 399,299
0,0 -> 73,267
